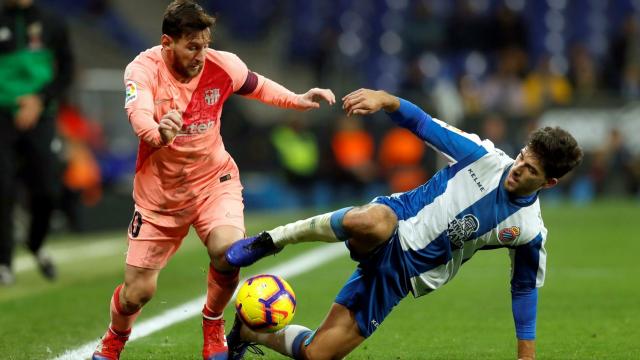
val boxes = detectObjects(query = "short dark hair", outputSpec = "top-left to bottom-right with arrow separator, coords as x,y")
162,1 -> 215,39
527,126 -> 583,179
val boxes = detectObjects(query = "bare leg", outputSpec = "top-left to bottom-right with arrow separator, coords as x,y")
241,303 -> 365,360
203,225 -> 243,314
111,264 -> 160,332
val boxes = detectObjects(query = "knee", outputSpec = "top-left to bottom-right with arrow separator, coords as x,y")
343,204 -> 397,241
122,281 -> 156,309
208,247 -> 233,271
303,344 -> 335,360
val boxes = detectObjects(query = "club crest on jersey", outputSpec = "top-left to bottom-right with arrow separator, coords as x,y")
204,88 -> 220,106
498,226 -> 520,244
447,214 -> 479,249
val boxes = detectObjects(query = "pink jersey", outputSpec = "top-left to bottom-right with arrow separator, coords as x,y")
124,46 -> 250,212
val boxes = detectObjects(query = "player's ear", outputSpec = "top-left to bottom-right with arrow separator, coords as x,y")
541,177 -> 558,190
161,34 -> 174,50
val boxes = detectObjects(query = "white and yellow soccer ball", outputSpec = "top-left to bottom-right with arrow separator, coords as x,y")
235,274 -> 296,332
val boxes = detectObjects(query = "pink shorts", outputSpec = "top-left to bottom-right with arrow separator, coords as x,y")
125,179 -> 245,269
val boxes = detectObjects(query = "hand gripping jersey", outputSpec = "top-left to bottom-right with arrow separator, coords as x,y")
378,100 -> 547,299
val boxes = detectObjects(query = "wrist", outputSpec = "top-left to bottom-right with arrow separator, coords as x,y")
380,91 -> 400,113
517,339 -> 535,360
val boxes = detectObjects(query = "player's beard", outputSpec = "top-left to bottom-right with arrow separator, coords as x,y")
174,61 -> 203,80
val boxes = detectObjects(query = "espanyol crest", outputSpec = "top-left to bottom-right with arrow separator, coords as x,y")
204,88 -> 220,105
498,226 -> 520,244
447,214 -> 479,249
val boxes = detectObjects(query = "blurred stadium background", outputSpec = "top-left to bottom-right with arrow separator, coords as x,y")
17,0 -> 639,232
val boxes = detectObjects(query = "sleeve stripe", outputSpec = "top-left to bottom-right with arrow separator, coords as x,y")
235,71 -> 258,95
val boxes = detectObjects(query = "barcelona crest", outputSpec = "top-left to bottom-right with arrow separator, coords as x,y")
204,88 -> 220,106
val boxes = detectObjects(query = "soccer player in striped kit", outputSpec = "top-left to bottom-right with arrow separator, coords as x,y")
226,89 -> 583,360
92,1 -> 335,360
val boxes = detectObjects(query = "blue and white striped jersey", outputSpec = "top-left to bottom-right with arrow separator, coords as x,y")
379,100 -> 547,299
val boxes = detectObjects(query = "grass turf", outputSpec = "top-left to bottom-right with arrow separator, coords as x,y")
0,201 -> 638,359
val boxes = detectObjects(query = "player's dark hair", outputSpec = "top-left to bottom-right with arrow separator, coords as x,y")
527,126 -> 583,179
162,0 -> 215,39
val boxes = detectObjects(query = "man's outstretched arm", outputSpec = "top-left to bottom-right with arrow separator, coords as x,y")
241,71 -> 335,110
342,88 -> 486,163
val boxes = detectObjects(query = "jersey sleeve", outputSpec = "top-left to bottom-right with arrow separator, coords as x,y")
509,231 -> 546,290
387,99 -> 487,163
124,62 -> 164,147
216,51 -> 250,92
216,51 -> 308,110
508,230 -> 547,340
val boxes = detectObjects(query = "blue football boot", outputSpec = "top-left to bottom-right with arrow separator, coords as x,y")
226,232 -> 281,267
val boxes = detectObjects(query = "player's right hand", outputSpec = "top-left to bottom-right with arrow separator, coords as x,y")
342,88 -> 400,116
158,109 -> 183,145
14,94 -> 44,131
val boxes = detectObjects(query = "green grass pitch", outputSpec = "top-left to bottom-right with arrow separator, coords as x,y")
0,200 -> 638,359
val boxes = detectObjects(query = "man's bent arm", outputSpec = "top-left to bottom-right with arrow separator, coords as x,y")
124,64 -> 166,147
129,109 -> 166,147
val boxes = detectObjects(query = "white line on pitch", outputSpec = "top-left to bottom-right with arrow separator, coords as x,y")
52,243 -> 347,360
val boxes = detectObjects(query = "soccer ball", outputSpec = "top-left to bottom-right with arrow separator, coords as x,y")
235,274 -> 296,332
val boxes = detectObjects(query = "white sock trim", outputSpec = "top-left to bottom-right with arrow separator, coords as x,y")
203,312 -> 223,321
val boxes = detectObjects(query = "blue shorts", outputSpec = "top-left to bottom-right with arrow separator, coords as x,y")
334,231 -> 412,338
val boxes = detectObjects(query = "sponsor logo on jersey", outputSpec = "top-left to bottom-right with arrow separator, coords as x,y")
178,120 -> 215,135
204,88 -> 220,106
467,168 -> 486,192
125,81 -> 137,105
447,214 -> 479,249
498,226 -> 520,243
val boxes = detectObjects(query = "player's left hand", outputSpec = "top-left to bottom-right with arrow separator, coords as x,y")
14,94 -> 44,131
298,88 -> 336,109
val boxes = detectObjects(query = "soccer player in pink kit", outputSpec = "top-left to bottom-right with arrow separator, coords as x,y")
92,2 -> 335,360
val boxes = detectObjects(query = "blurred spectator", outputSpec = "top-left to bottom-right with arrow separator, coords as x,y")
481,113 -> 516,157
568,44 -> 600,103
606,14 -> 640,99
522,55 -> 573,115
330,116 -> 377,201
378,127 -> 428,193
480,48 -> 526,116
458,73 -> 485,116
0,0 -> 73,285
57,103 -> 104,231
270,115 -> 319,207
487,2 -> 528,52
402,1 -> 446,57
590,128 -> 637,196
447,0 -> 492,52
